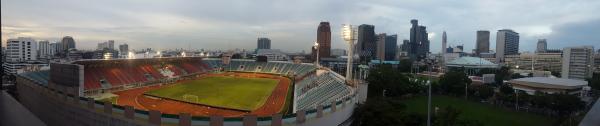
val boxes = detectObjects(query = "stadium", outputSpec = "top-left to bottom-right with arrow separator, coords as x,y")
15,57 -> 360,126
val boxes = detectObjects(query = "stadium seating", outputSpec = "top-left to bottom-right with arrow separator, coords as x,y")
295,72 -> 351,111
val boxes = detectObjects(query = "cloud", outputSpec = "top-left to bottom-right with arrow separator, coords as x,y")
2,0 -> 600,53
545,19 -> 600,50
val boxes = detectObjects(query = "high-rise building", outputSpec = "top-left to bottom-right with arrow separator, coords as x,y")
331,49 -> 346,57
313,22 -> 331,60
38,40 -> 50,59
376,33 -> 386,60
408,19 -> 430,60
476,30 -> 490,56
442,31 -> 447,55
536,39 -> 547,53
384,34 -> 397,61
562,46 -> 595,80
6,37 -> 38,62
357,24 -> 377,62
97,40 -> 116,50
108,40 -> 115,50
401,39 -> 410,52
61,36 -> 75,53
49,42 -> 61,57
495,29 -> 520,63
119,43 -> 129,58
257,38 -> 271,50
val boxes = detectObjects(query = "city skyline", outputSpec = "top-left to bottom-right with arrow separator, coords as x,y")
2,0 -> 600,53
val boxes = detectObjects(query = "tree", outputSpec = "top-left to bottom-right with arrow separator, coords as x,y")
433,106 -> 484,126
473,85 -> 494,100
352,98 -> 425,126
398,59 -> 413,73
366,64 -> 418,98
587,72 -> 600,90
438,71 -> 472,96
495,66 -> 511,85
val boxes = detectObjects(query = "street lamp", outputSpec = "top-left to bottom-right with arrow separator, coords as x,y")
314,42 -> 320,67
342,24 -> 357,82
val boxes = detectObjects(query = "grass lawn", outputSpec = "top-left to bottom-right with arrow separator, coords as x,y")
144,76 -> 279,111
402,95 -> 556,126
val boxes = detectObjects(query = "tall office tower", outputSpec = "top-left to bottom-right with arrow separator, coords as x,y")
107,40 -> 115,50
409,19 -> 430,60
562,46 -> 595,80
536,39 -> 547,53
6,37 -> 38,62
495,29 -> 519,63
357,24 -> 377,62
313,22 -> 331,60
50,42 -> 63,57
257,38 -> 271,50
401,39 -> 410,52
376,33 -> 386,60
119,44 -> 129,54
384,34 -> 398,60
38,40 -> 50,59
61,36 -> 75,53
475,30 -> 490,56
442,31 -> 447,55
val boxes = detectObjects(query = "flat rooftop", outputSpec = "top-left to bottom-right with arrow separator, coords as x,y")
509,77 -> 588,89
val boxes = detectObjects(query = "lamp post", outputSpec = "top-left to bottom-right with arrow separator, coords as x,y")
314,42 -> 320,67
342,24 -> 356,82
426,59 -> 433,126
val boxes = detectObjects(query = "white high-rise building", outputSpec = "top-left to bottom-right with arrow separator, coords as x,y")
562,46 -> 595,80
496,29 -> 520,63
97,40 -> 116,50
38,40 -> 50,59
5,37 -> 38,62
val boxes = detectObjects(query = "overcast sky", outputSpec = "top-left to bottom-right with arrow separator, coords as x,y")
2,0 -> 600,53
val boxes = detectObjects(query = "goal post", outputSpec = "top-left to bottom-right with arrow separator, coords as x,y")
182,94 -> 199,103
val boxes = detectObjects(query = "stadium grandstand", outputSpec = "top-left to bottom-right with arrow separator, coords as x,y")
14,57 -> 359,126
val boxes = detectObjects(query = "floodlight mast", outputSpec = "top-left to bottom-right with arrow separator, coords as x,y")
342,24 -> 356,82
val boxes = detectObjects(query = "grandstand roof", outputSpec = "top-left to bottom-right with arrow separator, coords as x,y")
446,57 -> 498,68
509,77 -> 588,89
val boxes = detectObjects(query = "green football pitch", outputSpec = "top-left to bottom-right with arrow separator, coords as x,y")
144,76 -> 280,111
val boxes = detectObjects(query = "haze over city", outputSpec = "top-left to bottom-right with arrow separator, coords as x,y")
2,0 -> 600,52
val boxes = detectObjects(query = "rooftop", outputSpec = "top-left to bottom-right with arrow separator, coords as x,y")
446,57 -> 498,68
509,77 -> 588,89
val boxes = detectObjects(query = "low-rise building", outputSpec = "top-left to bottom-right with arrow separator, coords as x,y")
508,77 -> 589,97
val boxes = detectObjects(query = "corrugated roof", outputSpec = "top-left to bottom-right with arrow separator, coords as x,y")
510,77 -> 588,88
446,57 -> 498,68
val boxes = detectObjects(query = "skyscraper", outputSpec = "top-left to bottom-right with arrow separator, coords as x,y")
384,34 -> 397,61
376,33 -> 386,60
119,44 -> 129,54
495,29 -> 519,63
61,36 -> 75,53
536,39 -> 547,53
357,24 -> 376,62
562,46 -> 594,80
108,40 -> 115,50
476,30 -> 490,56
257,38 -> 271,50
408,19 -> 430,60
313,22 -> 331,60
38,40 -> 50,59
442,31 -> 447,55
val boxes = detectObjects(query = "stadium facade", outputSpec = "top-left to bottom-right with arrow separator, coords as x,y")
15,57 -> 359,126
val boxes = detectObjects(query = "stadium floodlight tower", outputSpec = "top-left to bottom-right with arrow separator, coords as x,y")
314,42 -> 320,67
342,24 -> 357,82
